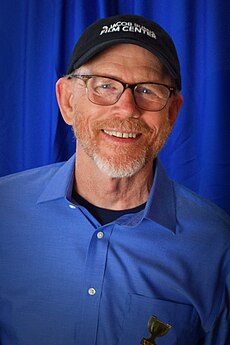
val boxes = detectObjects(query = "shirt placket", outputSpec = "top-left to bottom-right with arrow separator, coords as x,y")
76,222 -> 114,345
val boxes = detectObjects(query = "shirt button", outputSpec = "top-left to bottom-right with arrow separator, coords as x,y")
88,287 -> 96,296
69,204 -> 76,209
97,231 -> 104,239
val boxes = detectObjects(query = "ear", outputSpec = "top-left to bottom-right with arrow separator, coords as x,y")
168,94 -> 184,127
56,77 -> 75,125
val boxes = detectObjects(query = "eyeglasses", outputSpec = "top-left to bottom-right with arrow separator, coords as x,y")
67,74 -> 176,111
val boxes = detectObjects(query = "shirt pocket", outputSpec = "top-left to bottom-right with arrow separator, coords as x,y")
117,293 -> 202,345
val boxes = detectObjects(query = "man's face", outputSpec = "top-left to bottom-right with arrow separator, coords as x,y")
62,44 -> 182,178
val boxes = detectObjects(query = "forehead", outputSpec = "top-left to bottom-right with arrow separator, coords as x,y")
80,43 -> 165,75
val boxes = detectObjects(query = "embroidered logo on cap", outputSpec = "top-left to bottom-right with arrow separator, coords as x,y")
100,21 -> 157,39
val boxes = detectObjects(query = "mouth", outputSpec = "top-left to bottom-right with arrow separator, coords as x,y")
102,129 -> 140,139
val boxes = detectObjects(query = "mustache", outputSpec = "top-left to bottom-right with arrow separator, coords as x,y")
94,118 -> 153,134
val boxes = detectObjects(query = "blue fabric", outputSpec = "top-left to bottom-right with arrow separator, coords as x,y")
0,1 -> 229,215
0,155 -> 229,344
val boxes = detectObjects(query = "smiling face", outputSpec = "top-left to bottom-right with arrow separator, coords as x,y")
56,44 -> 183,178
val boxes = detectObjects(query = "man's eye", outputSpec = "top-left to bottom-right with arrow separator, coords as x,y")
100,84 -> 112,89
142,88 -> 152,94
96,83 -> 118,93
136,87 -> 153,95
136,85 -> 166,99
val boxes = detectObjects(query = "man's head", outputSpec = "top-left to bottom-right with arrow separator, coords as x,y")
56,15 -> 183,178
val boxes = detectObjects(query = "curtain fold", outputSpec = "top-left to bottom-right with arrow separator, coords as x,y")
0,0 -> 229,214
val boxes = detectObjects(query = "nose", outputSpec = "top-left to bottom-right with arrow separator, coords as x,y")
114,88 -> 141,119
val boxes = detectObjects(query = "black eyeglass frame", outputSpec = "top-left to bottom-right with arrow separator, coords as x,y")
67,74 -> 177,111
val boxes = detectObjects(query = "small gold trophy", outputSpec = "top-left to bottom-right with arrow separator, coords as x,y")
141,315 -> 172,345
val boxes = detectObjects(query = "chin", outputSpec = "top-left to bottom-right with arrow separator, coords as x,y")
92,152 -> 148,178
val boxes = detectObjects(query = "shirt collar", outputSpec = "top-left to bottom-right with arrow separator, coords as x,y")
37,154 -> 176,233
37,154 -> 76,203
144,159 -> 176,233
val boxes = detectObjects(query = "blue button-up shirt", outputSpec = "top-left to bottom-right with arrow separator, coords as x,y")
0,154 -> 229,345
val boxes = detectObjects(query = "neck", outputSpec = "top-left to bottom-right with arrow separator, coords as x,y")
73,148 -> 154,211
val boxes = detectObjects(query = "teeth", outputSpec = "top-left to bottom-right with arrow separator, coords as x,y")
103,130 -> 137,138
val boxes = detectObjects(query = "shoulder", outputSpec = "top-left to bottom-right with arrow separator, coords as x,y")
0,162 -> 65,195
152,160 -> 229,234
173,180 -> 230,234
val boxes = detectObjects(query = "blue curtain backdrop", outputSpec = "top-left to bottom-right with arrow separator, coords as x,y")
0,0 -> 230,214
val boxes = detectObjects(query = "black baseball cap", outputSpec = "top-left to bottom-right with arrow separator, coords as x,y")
67,14 -> 181,90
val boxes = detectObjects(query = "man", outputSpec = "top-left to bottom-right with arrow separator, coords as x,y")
0,14 -> 229,345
